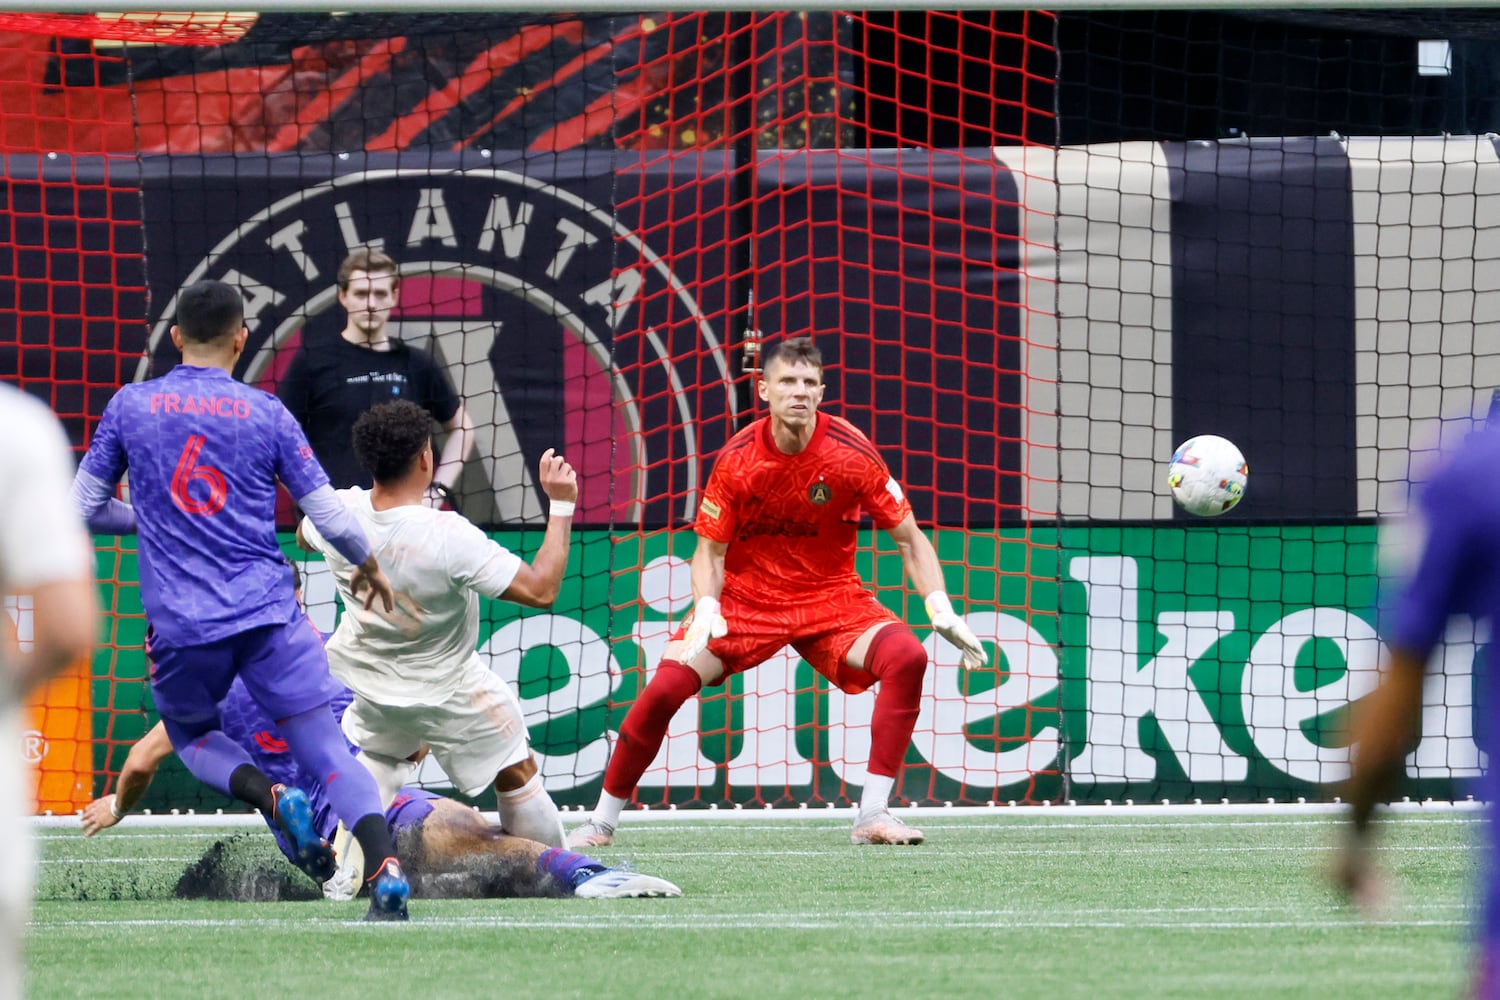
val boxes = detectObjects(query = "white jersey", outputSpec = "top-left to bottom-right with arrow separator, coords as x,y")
0,384 -> 92,604
0,384 -> 91,924
301,487 -> 523,707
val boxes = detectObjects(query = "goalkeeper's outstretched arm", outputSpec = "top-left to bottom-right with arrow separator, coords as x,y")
886,514 -> 988,668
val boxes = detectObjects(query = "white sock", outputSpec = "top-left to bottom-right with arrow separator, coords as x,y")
859,774 -> 895,819
332,752 -> 414,887
357,751 -> 413,810
497,773 -> 566,847
330,822 -> 362,896
591,792 -> 627,830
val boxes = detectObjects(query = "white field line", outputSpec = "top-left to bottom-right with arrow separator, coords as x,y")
39,856 -> 202,863
34,843 -> 1476,864
35,815 -> 1484,842
32,801 -> 1486,832
30,911 -> 1474,932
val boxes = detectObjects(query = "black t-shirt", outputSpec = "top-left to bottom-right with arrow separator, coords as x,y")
276,331 -> 462,488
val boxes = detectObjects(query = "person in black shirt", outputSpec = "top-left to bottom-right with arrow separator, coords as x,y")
277,248 -> 476,500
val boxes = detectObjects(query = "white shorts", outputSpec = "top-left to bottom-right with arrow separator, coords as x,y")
340,666 -> 530,798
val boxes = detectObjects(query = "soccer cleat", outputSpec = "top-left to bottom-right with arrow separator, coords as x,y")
565,819 -> 616,849
363,857 -> 410,921
323,862 -> 358,902
849,809 -> 925,846
573,868 -> 682,899
271,784 -> 337,883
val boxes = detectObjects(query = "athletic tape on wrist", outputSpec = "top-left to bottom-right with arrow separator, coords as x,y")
550,500 -> 576,518
924,591 -> 955,619
108,794 -> 124,820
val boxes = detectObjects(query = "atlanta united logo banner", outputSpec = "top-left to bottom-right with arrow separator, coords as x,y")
134,150 -> 739,528
129,148 -> 1031,528
11,137 -> 1494,528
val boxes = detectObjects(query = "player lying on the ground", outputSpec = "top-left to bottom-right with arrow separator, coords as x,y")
297,399 -> 579,877
80,676 -> 680,901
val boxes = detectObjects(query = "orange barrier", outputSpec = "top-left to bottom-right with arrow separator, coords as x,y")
23,656 -> 93,814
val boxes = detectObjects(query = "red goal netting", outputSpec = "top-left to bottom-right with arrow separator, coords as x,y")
0,10 -> 1062,814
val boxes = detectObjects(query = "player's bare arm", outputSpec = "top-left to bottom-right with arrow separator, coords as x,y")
432,403 -> 477,494
886,514 -> 988,668
670,535 -> 728,674
499,448 -> 577,608
80,721 -> 172,836
294,515 -> 395,611
1335,644 -> 1427,914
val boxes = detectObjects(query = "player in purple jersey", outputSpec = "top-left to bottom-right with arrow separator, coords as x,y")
80,676 -> 681,901
70,279 -> 412,921
1339,418 -> 1500,997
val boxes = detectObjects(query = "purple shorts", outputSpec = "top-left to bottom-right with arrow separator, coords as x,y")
386,787 -> 439,833
148,616 -> 335,728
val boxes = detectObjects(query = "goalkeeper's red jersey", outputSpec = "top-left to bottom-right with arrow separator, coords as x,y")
694,412 -> 912,603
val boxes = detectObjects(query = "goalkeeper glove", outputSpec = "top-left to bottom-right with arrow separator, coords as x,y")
679,595 -> 728,663
925,592 -> 988,668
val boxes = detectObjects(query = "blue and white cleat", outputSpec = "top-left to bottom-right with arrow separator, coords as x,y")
574,868 -> 682,899
272,784 -> 337,883
364,857 -> 410,921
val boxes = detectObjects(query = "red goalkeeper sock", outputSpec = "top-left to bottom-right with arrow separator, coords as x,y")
865,626 -> 929,778
602,660 -> 702,799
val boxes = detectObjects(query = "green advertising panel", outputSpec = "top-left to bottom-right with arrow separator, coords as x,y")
84,522 -> 1478,812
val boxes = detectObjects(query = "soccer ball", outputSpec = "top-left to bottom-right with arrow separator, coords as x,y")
1167,435 -> 1248,516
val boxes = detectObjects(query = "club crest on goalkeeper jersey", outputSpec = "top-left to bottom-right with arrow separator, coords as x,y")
694,413 -> 911,602
79,365 -> 326,645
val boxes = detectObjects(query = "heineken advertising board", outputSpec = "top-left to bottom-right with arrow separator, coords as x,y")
85,523 -> 1485,810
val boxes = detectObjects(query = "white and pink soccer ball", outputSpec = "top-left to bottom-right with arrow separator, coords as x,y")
1168,435 -> 1248,517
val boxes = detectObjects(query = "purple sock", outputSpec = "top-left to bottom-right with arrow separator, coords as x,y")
537,847 -> 607,891
162,721 -> 253,796
276,705 -> 385,830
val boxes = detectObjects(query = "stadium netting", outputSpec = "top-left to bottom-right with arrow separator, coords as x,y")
3,8 -> 1493,816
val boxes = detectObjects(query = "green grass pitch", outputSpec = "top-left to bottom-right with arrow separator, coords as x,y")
30,810 -> 1478,999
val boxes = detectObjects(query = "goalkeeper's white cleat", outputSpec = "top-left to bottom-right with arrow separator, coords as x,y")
850,810 -> 925,846
574,868 -> 682,899
565,819 -> 616,849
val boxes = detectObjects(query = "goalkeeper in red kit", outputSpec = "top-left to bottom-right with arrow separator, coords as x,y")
568,336 -> 988,847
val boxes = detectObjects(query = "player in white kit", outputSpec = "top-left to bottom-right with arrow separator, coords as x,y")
298,399 -> 576,884
0,384 -> 97,998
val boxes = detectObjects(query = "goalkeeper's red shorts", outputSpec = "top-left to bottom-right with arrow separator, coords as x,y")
672,584 -> 902,694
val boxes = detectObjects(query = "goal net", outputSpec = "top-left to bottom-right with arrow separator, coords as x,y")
3,8 -> 1487,816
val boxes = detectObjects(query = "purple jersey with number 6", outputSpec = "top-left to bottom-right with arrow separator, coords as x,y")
79,365 -> 329,646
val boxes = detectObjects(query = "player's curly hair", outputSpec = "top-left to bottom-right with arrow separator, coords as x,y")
761,335 -> 822,375
352,400 -> 434,485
